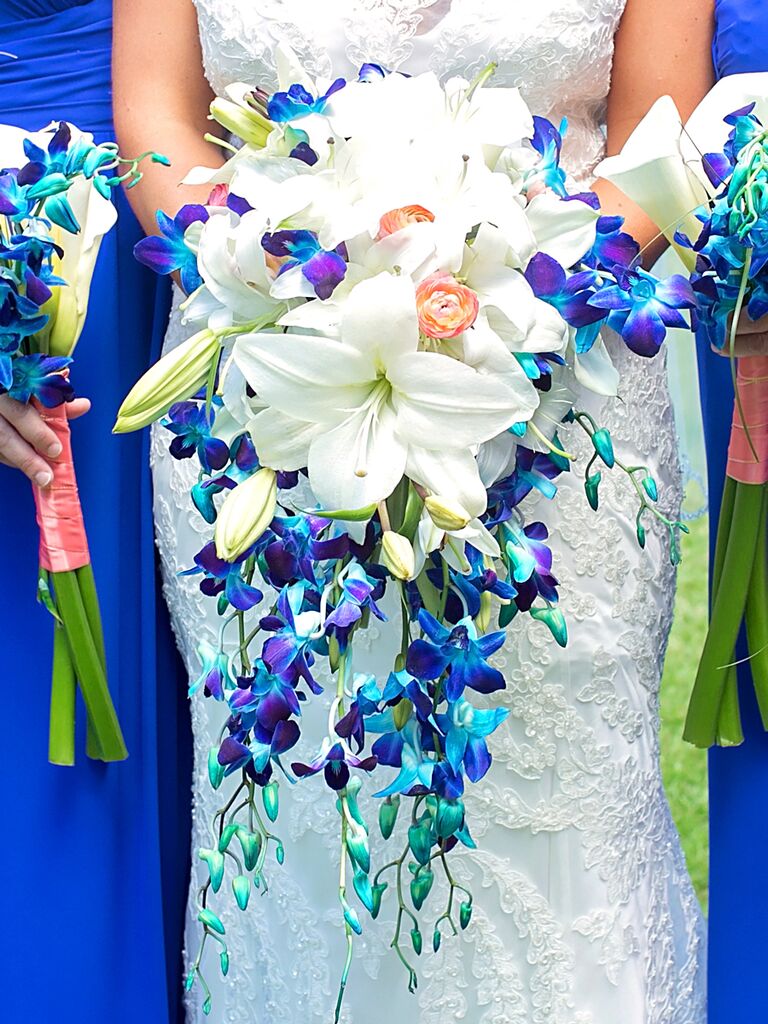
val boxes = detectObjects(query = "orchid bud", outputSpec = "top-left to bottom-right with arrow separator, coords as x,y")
220,950 -> 230,977
408,822 -> 432,866
460,900 -> 473,929
585,471 -> 601,511
435,798 -> 465,839
341,896 -> 363,935
262,781 -> 279,822
409,867 -> 434,910
352,866 -> 375,913
207,745 -> 225,790
424,494 -> 472,532
641,474 -> 658,501
379,795 -> 400,840
232,875 -> 251,911
209,97 -> 272,147
346,828 -> 371,874
218,823 -> 238,853
410,927 -> 423,955
530,604 -> 568,648
114,329 -> 220,433
381,530 -> 415,580
371,882 -> 387,919
198,908 -> 225,935
198,848 -> 225,892
214,468 -> 277,561
236,829 -> 262,872
433,928 -> 442,952
591,427 -> 615,468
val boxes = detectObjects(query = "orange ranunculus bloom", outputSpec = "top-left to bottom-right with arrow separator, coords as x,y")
415,272 -> 480,339
377,204 -> 435,239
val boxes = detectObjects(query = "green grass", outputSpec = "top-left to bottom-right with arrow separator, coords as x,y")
660,515 -> 710,912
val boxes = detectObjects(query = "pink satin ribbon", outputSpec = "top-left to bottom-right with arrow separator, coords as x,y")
726,356 -> 768,485
31,402 -> 90,572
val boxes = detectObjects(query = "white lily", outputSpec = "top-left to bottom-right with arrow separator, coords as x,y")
413,504 -> 500,577
235,272 -> 528,514
595,95 -> 709,271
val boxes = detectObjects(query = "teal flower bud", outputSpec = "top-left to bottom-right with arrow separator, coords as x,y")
530,605 -> 568,648
207,747 -> 225,790
636,520 -> 646,548
410,927 -> 423,955
371,882 -> 387,919
262,781 -> 279,822
342,896 -> 363,935
352,866 -> 375,913
232,875 -> 251,911
585,471 -> 601,511
408,823 -> 433,866
591,427 -> 615,468
275,840 -> 285,865
409,867 -> 435,911
459,900 -> 473,930
218,823 -> 238,853
435,798 -> 465,839
184,969 -> 196,992
379,795 -> 400,840
198,908 -> 225,935
433,927 -> 442,952
220,950 -> 230,977
641,474 -> 658,501
203,996 -> 212,1016
198,848 -> 225,893
236,829 -> 262,871
347,829 -> 371,874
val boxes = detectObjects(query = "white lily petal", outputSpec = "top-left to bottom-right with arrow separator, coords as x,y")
248,408 -> 320,470
340,273 -> 419,361
308,401 -> 407,509
406,446 -> 488,518
477,431 -> 518,488
525,192 -> 598,268
389,351 -> 529,448
683,73 -> 768,174
455,519 -> 500,559
573,335 -> 620,397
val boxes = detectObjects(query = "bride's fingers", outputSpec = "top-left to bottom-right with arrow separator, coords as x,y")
0,395 -> 61,458
0,417 -> 54,487
66,397 -> 91,420
713,331 -> 768,358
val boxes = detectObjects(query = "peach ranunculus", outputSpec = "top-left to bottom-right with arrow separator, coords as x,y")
377,204 -> 435,239
415,272 -> 480,340
207,183 -> 229,207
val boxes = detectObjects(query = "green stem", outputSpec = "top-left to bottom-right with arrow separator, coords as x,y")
710,477 -> 743,746
684,480 -> 764,747
48,624 -> 76,766
53,570 -> 128,762
76,564 -> 108,760
745,487 -> 768,728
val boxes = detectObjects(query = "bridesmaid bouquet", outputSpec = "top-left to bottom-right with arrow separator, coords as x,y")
118,51 -> 692,1015
598,74 -> 768,748
0,121 -> 162,763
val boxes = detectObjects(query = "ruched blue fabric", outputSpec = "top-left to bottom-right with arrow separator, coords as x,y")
704,4 -> 768,1020
0,3 -> 190,1022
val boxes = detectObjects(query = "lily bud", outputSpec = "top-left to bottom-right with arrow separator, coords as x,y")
424,494 -> 472,532
209,98 -> 272,146
381,530 -> 415,580
114,329 -> 220,433
214,468 -> 277,561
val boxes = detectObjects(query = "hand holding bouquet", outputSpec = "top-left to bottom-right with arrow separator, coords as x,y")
118,52 -> 692,1015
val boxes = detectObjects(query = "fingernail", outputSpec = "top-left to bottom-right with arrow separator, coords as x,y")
48,441 -> 62,458
35,470 -> 53,487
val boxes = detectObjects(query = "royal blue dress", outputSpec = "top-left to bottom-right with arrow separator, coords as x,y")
0,3 -> 190,1022
703,3 -> 768,1019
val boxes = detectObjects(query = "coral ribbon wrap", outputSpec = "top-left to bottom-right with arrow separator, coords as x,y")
726,356 -> 768,486
31,402 -> 90,573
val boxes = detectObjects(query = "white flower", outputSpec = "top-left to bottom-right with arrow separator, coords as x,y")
235,272 -> 531,514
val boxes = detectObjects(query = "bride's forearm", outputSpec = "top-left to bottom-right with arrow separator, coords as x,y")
591,178 -> 668,268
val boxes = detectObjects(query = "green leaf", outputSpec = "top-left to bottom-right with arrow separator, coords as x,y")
298,502 -> 377,522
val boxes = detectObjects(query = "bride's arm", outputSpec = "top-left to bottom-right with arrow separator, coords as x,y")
593,0 -> 716,266
112,0 -> 225,236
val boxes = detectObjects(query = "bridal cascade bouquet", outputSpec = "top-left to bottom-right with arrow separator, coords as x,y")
599,74 -> 768,748
118,52 -> 692,1014
0,122 -> 161,763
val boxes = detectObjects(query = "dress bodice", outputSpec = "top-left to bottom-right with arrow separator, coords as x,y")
193,0 -> 626,181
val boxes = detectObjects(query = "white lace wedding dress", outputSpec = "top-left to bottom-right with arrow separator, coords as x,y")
150,2 -> 707,1021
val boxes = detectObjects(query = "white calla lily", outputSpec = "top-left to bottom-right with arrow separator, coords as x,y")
235,273 -> 528,513
682,73 -> 768,171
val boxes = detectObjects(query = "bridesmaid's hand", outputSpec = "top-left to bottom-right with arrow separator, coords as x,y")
0,395 -> 90,487
715,312 -> 768,358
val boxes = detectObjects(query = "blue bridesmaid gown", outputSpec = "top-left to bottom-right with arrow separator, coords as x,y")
0,3 -> 190,1022
704,3 -> 768,1019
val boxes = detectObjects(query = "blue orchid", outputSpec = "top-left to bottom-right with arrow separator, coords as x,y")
260,582 -> 325,693
292,738 -> 377,791
219,719 -> 301,778
407,610 -> 506,702
262,230 -> 347,300
487,446 -> 565,516
190,641 -> 235,701
191,432 -> 259,523
500,520 -> 559,612
6,353 -> 73,407
267,78 -> 346,122
324,563 -> 386,631
588,267 -> 695,357
163,400 -> 230,473
0,281 -> 49,388
436,698 -> 509,783
528,116 -> 568,197
229,661 -> 302,731
263,514 -> 348,589
585,215 -> 640,271
525,252 -> 605,331
134,205 -> 209,293
371,719 -> 436,798
183,541 -> 264,612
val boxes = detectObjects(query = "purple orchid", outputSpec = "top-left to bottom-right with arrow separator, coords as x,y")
134,204 -> 209,294
267,78 -> 346,123
435,698 -> 509,784
406,610 -> 506,703
183,541 -> 264,612
163,400 -> 229,473
292,739 -> 377,791
525,252 -> 605,328
263,514 -> 348,589
262,229 -> 347,300
6,354 -> 74,407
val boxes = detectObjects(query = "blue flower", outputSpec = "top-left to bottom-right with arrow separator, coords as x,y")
406,611 -> 506,702
134,205 -> 209,293
528,116 -> 568,197
262,229 -> 347,300
487,446 -> 565,516
292,739 -> 377,791
588,267 -> 695,357
263,514 -> 349,589
6,354 -> 74,407
585,215 -> 640,271
260,583 -> 325,693
183,541 -> 264,612
0,282 -> 49,388
219,719 -> 301,778
435,698 -> 509,783
371,720 -> 436,797
229,661 -> 302,731
190,641 -> 235,700
500,521 -> 559,612
163,400 -> 230,472
324,563 -> 386,631
524,252 -> 605,330
267,78 -> 346,122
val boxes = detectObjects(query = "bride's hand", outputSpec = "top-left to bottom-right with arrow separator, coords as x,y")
715,312 -> 768,358
0,395 -> 90,487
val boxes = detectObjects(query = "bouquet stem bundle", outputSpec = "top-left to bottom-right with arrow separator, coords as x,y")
684,357 -> 768,747
33,402 -> 127,764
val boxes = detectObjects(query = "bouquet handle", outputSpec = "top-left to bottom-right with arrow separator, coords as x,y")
31,402 -> 127,764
